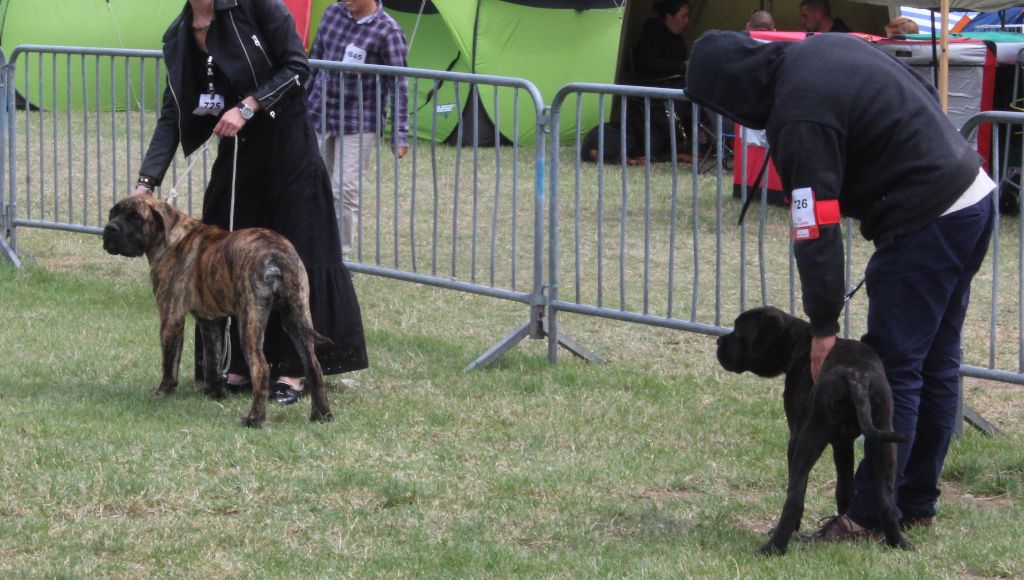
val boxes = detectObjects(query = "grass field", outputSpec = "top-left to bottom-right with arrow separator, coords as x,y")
3,92 -> 1023,575
1,217 -> 1021,577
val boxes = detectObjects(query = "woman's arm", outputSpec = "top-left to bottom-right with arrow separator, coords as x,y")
137,84 -> 181,190
247,0 -> 310,112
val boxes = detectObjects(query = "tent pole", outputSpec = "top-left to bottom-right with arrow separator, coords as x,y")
940,0 -> 950,113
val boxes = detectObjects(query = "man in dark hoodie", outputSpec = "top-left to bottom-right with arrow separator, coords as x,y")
686,31 -> 994,541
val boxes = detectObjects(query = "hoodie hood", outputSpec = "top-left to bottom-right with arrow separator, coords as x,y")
685,30 -> 788,130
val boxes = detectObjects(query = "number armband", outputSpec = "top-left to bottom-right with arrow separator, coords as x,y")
790,187 -> 840,241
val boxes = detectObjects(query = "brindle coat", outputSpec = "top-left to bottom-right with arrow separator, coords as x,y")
103,195 -> 332,427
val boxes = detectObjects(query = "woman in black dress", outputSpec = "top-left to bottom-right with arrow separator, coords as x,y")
135,0 -> 367,404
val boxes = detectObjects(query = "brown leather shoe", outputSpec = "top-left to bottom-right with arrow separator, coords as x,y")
900,515 -> 933,530
811,514 -> 883,543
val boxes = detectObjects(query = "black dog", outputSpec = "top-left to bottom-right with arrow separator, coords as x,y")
716,306 -> 913,555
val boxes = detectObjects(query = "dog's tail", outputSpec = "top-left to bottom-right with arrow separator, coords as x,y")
309,328 -> 333,347
849,375 -> 908,443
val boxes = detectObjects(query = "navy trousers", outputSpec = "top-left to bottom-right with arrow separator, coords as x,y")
847,195 -> 994,528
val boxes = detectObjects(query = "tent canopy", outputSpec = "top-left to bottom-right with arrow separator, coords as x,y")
855,0 -> 1019,10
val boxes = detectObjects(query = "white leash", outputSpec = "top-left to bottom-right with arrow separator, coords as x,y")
165,141 -> 213,202
219,135 -> 240,377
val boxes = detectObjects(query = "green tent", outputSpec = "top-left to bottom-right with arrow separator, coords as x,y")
310,0 -> 623,144
0,0 -> 181,110
2,0 -> 892,139
370,0 -> 472,144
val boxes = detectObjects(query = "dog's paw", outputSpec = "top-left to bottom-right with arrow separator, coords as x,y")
241,414 -> 265,428
204,386 -> 228,400
757,542 -> 785,557
895,537 -> 916,551
310,410 -> 334,423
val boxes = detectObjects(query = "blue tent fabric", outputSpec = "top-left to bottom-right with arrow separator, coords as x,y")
901,6 -> 977,34
963,7 -> 1024,30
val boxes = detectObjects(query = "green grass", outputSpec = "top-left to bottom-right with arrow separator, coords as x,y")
0,228 -> 1021,577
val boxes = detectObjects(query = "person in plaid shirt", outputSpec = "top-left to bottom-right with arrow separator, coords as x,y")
307,0 -> 409,259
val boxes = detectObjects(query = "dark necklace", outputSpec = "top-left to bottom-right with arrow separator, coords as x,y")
193,21 -> 212,32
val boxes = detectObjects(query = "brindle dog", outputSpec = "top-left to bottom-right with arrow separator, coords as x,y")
103,195 -> 332,428
717,306 -> 913,555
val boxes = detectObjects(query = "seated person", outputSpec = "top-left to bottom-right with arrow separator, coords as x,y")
621,0 -> 702,164
631,0 -> 691,89
799,0 -> 852,33
747,10 -> 776,32
885,16 -> 920,37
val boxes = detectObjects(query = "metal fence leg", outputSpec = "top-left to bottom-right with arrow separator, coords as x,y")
957,373 -> 1001,437
0,227 -> 20,268
963,404 -> 1001,437
542,316 -> 601,364
464,305 -> 601,371
462,319 -> 533,371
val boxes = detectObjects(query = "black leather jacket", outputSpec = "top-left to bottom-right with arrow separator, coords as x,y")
140,0 -> 310,185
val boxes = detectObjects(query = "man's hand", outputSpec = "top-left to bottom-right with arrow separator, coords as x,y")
394,145 -> 409,159
810,334 -> 837,382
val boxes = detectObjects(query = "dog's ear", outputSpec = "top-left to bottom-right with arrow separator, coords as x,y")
748,310 -> 784,359
148,199 -> 179,237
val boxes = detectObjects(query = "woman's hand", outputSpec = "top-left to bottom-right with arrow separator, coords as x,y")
132,184 -> 154,197
213,107 -> 247,138
214,98 -> 260,139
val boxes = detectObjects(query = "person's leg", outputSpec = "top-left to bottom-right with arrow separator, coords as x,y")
340,132 -> 375,259
847,197 -> 993,530
847,237 -> 937,529
320,135 -> 344,248
899,198 -> 993,520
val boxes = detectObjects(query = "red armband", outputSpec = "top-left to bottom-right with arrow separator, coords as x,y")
791,188 -> 841,240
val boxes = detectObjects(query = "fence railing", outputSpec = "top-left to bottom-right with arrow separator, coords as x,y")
2,46 -> 1021,433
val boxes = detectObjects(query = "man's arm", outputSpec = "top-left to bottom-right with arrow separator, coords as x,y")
381,22 -> 409,154
771,121 -> 847,379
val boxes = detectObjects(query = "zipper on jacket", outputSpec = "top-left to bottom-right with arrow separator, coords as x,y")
167,20 -> 185,144
250,34 -> 273,68
229,12 -> 259,87
260,74 -> 301,111
168,80 -> 184,141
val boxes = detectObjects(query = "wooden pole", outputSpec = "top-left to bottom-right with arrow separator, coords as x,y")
939,0 -> 950,112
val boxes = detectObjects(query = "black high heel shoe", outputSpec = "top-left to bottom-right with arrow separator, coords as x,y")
269,379 -> 306,405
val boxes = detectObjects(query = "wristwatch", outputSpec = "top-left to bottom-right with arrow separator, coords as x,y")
237,102 -> 255,120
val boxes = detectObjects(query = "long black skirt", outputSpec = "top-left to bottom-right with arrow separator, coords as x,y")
194,98 -> 368,379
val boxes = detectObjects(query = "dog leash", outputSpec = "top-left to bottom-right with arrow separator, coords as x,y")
219,135 -> 240,377
844,276 -> 866,303
737,154 -> 771,226
164,141 -> 213,202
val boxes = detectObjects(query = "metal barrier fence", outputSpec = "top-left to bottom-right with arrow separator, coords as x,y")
547,83 -> 810,351
1,45 -> 554,369
2,46 -> 1023,426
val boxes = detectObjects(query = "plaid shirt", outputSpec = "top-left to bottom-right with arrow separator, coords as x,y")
307,2 -> 409,147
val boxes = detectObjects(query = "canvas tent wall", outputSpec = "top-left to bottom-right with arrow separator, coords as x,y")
0,0 -> 313,110
875,36 -> 997,163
